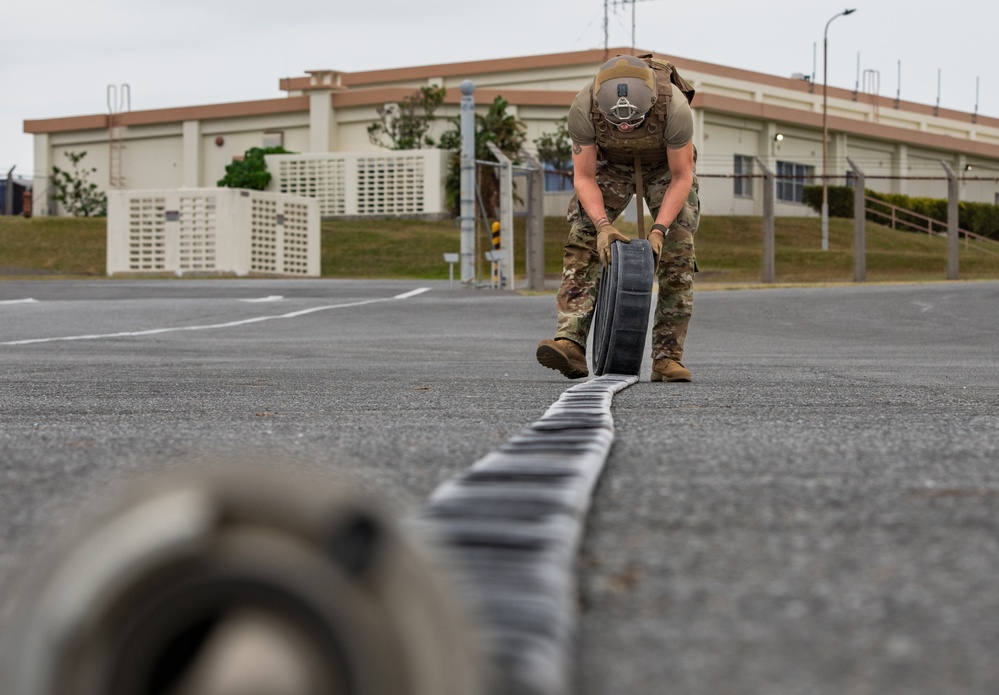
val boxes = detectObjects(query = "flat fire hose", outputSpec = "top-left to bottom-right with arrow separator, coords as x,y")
417,374 -> 639,695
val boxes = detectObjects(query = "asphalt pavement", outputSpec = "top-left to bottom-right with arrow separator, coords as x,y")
1,278 -> 998,694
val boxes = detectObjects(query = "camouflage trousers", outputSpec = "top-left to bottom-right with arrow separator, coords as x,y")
554,159 -> 700,361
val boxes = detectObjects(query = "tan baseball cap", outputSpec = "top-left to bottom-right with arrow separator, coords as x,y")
593,55 -> 657,122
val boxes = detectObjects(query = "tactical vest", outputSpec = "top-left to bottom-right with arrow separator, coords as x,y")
590,55 -> 695,166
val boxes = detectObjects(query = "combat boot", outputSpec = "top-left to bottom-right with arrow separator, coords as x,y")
651,358 -> 691,382
536,338 -> 588,379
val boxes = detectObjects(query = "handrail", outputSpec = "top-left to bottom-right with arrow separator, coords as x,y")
864,195 -> 945,236
865,195 -> 999,255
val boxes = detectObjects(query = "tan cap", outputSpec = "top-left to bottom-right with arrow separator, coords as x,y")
594,55 -> 657,122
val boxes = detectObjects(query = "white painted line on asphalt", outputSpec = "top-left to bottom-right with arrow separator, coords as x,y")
394,287 -> 431,299
239,295 -> 284,303
0,298 -> 39,305
0,288 -> 432,346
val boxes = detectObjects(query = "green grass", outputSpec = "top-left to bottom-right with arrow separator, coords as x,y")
4,213 -> 999,285
692,216 -> 999,284
0,216 -> 106,277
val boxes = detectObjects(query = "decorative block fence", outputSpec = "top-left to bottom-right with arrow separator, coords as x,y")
265,150 -> 449,218
107,188 -> 320,277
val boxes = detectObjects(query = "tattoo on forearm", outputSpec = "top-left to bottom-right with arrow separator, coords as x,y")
572,141 -> 583,155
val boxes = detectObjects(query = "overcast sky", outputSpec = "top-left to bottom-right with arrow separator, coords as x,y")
1,0 -> 993,179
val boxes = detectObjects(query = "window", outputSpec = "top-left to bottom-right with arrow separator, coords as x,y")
776,161 -> 814,203
262,131 -> 284,149
544,161 -> 573,192
733,155 -> 753,197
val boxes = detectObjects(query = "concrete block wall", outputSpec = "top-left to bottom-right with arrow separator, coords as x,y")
107,188 -> 320,276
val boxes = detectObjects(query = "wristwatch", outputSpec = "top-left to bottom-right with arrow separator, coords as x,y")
651,223 -> 670,236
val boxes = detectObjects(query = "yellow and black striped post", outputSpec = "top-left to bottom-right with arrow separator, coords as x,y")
490,220 -> 502,286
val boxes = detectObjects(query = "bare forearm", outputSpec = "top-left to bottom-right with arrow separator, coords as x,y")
653,170 -> 692,228
574,176 -> 610,227
655,141 -> 695,229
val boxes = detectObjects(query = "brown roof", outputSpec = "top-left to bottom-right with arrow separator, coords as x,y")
698,93 -> 999,159
24,96 -> 310,134
23,46 -> 999,143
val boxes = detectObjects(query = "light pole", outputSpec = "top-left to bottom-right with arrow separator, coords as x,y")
822,8 -> 856,251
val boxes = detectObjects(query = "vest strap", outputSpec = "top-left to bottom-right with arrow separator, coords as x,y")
634,156 -> 646,240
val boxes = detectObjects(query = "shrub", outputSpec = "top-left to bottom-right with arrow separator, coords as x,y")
802,185 -> 854,218
51,151 -> 107,217
217,147 -> 293,190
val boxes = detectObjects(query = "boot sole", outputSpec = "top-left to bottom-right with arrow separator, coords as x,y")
536,345 -> 588,379
651,372 -> 692,382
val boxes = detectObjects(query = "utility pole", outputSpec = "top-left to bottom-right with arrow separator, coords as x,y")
822,8 -> 856,252
459,80 -> 477,283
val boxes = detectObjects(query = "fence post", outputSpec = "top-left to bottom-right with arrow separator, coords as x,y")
486,142 -> 515,290
523,153 -> 545,291
4,166 -> 14,216
941,160 -> 959,280
755,157 -> 775,283
459,81 -> 477,284
847,157 -> 866,282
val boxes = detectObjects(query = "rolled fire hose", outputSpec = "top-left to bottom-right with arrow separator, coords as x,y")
591,156 -> 655,376
0,466 -> 485,695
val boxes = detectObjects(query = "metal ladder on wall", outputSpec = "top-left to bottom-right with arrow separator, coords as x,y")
107,84 -> 130,189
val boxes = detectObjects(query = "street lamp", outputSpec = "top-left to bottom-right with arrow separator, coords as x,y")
822,8 -> 856,251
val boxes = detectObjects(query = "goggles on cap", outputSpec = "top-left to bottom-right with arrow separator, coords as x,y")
603,94 -> 647,131
604,92 -> 645,133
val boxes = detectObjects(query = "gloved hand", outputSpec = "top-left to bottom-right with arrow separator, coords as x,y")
596,222 -> 630,266
648,225 -> 667,268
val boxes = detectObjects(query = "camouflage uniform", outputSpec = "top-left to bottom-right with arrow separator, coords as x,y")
555,159 -> 700,361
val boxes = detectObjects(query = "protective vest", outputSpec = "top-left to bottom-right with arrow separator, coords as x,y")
590,55 -> 695,166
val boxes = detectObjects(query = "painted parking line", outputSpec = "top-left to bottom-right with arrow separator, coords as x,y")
0,298 -> 39,305
0,288 -> 431,346
239,295 -> 284,303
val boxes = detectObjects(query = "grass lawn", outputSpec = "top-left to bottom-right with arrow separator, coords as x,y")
3,213 -> 999,285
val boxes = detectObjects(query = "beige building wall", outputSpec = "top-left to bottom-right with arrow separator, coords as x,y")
24,47 -> 999,217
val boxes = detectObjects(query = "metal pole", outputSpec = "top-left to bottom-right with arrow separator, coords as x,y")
756,157 -> 775,283
523,153 -> 545,291
822,8 -> 857,252
941,160 -> 959,280
4,166 -> 14,216
486,142 -> 515,290
847,157 -> 866,282
459,81 -> 476,283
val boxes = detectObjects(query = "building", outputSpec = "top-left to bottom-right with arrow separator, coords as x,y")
24,47 -> 999,217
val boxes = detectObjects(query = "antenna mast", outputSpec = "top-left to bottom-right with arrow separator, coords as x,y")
604,0 -> 662,57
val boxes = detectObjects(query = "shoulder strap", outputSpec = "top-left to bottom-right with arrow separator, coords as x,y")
639,54 -> 695,104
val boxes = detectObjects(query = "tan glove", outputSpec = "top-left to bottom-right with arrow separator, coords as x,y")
648,224 -> 668,268
596,222 -> 630,267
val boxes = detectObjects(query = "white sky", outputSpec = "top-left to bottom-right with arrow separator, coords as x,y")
1,0 -> 992,179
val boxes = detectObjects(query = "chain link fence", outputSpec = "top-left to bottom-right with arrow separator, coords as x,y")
696,164 -> 999,283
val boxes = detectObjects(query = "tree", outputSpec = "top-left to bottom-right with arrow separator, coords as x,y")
533,117 -> 573,189
51,151 -> 107,217
217,147 -> 292,190
367,86 -> 447,150
439,95 -> 527,219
